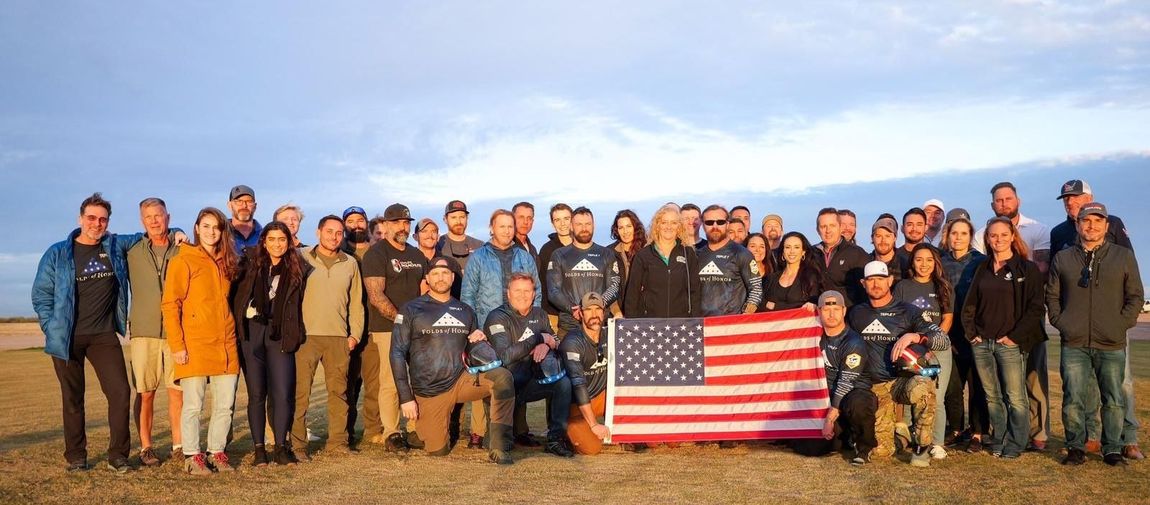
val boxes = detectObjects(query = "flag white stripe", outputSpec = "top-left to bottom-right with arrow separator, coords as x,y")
613,399 -> 829,416
614,379 -> 828,397
707,358 -> 820,377
612,419 -> 823,435
704,336 -> 821,357
703,316 -> 820,338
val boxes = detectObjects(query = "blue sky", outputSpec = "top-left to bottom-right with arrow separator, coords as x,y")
1,1 -> 1149,315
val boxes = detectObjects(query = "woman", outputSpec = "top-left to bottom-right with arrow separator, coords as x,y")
623,204 -> 701,318
940,215 -> 989,452
762,232 -> 823,312
162,207 -> 240,475
893,243 -> 955,459
960,217 -> 1045,459
232,222 -> 310,466
609,209 -> 646,316
744,233 -> 772,311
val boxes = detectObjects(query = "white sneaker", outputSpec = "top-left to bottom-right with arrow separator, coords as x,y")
929,444 -> 948,460
307,428 -> 320,442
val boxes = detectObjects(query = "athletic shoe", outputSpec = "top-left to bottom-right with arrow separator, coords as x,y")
1085,439 -> 1102,454
966,437 -> 984,454
544,439 -> 575,458
850,449 -> 871,466
467,433 -> 484,450
385,433 -> 410,453
252,446 -> 269,467
488,449 -> 514,465
107,458 -> 131,474
1026,439 -> 1046,452
307,428 -> 320,442
1123,445 -> 1145,460
514,433 -> 541,448
273,446 -> 295,466
1062,448 -> 1086,465
910,446 -> 930,467
66,460 -> 89,472
929,445 -> 948,460
139,446 -> 161,467
169,447 -> 184,463
208,452 -> 233,472
184,453 -> 212,476
1104,452 -> 1128,467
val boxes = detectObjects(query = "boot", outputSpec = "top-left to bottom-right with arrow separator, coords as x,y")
487,423 -> 514,465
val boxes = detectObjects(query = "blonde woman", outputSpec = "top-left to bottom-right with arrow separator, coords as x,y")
622,204 -> 701,318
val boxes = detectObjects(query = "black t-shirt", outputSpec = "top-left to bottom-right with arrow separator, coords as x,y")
972,265 -> 1016,341
73,242 -> 117,336
362,240 -> 428,332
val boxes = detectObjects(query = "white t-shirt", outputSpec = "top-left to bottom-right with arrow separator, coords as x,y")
972,213 -> 1050,260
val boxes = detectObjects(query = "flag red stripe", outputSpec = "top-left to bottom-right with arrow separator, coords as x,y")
704,326 -> 822,346
614,389 -> 829,405
613,408 -> 827,425
704,367 -> 824,386
704,347 -> 822,366
611,429 -> 824,443
704,308 -> 817,326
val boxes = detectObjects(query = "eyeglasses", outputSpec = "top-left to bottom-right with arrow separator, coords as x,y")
703,219 -> 728,226
1078,250 -> 1095,288
231,198 -> 255,207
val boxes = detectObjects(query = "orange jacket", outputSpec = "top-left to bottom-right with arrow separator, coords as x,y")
162,245 -> 239,380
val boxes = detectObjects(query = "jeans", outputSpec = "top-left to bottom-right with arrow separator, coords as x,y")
181,374 -> 239,455
1084,338 -> 1139,445
1061,345 -> 1126,455
972,340 -> 1029,456
511,367 -> 572,441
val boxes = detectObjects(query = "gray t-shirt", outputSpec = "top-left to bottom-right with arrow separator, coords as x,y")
892,278 -> 954,326
436,235 -> 485,271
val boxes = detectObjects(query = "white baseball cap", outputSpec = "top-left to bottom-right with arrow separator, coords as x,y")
923,199 -> 945,213
864,260 -> 891,278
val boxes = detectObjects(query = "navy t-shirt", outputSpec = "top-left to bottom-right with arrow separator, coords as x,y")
73,242 -> 117,336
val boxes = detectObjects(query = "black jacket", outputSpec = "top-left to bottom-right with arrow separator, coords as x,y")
960,254 -> 1047,353
814,239 -> 870,306
231,251 -> 311,353
1047,241 -> 1143,350
623,241 -> 702,318
537,233 -> 568,316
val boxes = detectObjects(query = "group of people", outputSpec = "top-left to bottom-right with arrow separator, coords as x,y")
31,178 -> 1142,475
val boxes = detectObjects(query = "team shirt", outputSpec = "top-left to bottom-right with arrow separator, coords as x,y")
73,242 -> 117,336
547,243 -> 621,330
560,326 -> 609,406
362,240 -> 427,332
821,327 -> 870,408
484,305 -> 553,378
892,278 -> 954,326
390,295 -> 478,403
696,240 -> 762,316
847,299 -> 950,383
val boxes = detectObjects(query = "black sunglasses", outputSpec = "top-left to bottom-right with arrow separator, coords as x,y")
703,219 -> 728,226
1078,250 -> 1094,288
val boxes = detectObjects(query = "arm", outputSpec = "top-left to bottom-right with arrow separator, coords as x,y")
1045,253 -> 1065,329
161,257 -> 190,355
460,256 -> 480,309
348,262 -> 365,343
601,253 -> 622,307
741,250 -> 763,313
1121,251 -> 1144,328
687,249 -> 703,317
623,253 -> 645,317
31,248 -> 58,334
546,251 -> 573,315
520,250 -> 542,308
562,339 -> 591,406
1005,263 -> 1047,348
961,268 -> 982,342
390,308 -> 416,405
1110,216 -> 1134,251
364,277 -> 399,322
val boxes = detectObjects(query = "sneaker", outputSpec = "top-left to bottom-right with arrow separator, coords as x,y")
252,446 -> 269,467
1085,439 -> 1102,454
851,449 -> 871,466
929,445 -> 948,460
467,433 -> 484,450
1062,448 -> 1086,466
208,452 -> 233,472
169,447 -> 185,464
385,433 -> 410,453
1026,439 -> 1046,452
107,458 -> 131,474
966,437 -> 984,454
273,446 -> 295,466
184,453 -> 212,476
1123,445 -> 1145,460
307,428 -> 321,442
488,449 -> 514,465
286,447 -> 302,464
66,460 -> 89,472
910,446 -> 930,467
139,446 -> 161,467
1104,452 -> 1127,466
544,439 -> 575,458
514,433 -> 541,448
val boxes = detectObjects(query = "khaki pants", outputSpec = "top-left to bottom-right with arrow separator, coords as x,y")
372,332 -> 406,437
872,377 -> 936,457
567,392 -> 607,455
414,369 -> 514,455
292,336 -> 351,450
1025,343 -> 1050,442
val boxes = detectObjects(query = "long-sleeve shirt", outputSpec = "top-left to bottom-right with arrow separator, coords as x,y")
559,326 -> 608,406
483,305 -> 553,377
390,295 -> 477,403
822,327 -> 870,408
546,242 -> 621,330
847,299 -> 950,383
696,240 -> 763,316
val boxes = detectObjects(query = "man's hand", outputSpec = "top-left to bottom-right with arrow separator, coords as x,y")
173,231 -> 189,245
173,350 -> 189,365
822,408 -> 840,440
531,344 -> 550,363
467,330 -> 486,343
347,337 -> 358,351
401,401 -> 419,421
971,336 -> 983,345
591,423 -> 610,440
890,333 -> 924,361
541,333 -> 558,349
801,302 -> 817,313
996,336 -> 1017,346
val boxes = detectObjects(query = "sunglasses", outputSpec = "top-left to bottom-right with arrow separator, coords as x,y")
703,219 -> 728,226
1078,250 -> 1095,288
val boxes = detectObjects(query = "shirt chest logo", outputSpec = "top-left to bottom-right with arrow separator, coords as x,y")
699,261 -> 724,276
571,259 -> 599,272
433,313 -> 466,328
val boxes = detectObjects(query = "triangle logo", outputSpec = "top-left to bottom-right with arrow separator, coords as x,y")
699,261 -> 724,276
571,258 -> 599,272
518,327 -> 534,342
861,319 -> 891,336
433,312 -> 467,328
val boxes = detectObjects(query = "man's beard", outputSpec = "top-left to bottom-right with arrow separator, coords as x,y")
574,230 -> 593,244
346,229 -> 369,244
393,230 -> 410,244
996,208 -> 1019,219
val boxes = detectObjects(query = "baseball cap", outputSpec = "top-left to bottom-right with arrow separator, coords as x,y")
872,217 -> 898,235
229,185 -> 255,201
444,200 -> 469,215
427,256 -> 455,274
818,290 -> 845,308
761,214 -> 783,228
1077,202 -> 1108,220
580,292 -> 605,310
1058,179 -> 1093,200
382,203 -> 413,222
945,208 -> 971,223
342,206 -> 367,221
922,199 -> 945,213
864,260 -> 891,278
416,217 -> 437,232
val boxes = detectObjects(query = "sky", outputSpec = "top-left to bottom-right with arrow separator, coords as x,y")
1,0 -> 1149,315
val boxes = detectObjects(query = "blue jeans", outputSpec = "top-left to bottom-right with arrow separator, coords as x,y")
512,368 -> 572,441
1061,345 -> 1126,455
1084,338 -> 1139,445
972,340 -> 1029,456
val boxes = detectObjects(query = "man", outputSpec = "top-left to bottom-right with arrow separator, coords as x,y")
512,201 -> 538,258
547,207 -> 622,335
972,181 -> 1052,451
293,215 -> 365,456
462,209 -> 541,325
727,217 -> 749,245
125,198 -> 183,467
813,208 -> 870,306
483,273 -> 574,457
681,203 -> 704,247
362,203 -> 428,451
538,203 -> 574,331
33,193 -> 143,472
848,261 -> 951,467
340,206 -> 371,259
417,218 -> 462,298
923,199 -> 946,246
870,216 -> 902,282
227,184 -> 262,253
897,208 -> 929,277
391,257 -> 516,464
436,200 -> 485,270
369,216 -> 387,245
761,214 -> 784,250
731,206 -> 751,234
1050,179 -> 1140,459
273,203 -> 305,247
1048,202 -> 1143,466
838,209 -> 858,245
559,292 -> 612,455
339,205 -> 370,447
816,291 -> 876,465
696,205 -> 762,316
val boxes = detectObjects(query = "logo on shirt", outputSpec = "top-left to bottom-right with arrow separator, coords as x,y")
675,256 -> 686,264
83,255 -> 110,275
433,313 -> 467,328
861,319 -> 891,336
518,327 -> 534,342
699,261 -> 724,276
566,351 -> 580,361
571,259 -> 599,272
749,260 -> 759,276
846,353 -> 862,368
392,259 -> 422,274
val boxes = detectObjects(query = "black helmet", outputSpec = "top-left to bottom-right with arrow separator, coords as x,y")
534,349 -> 567,385
465,340 -> 502,374
895,343 -> 940,378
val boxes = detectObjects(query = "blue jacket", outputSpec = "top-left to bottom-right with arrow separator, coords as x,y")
460,243 -> 541,323
32,229 -> 142,360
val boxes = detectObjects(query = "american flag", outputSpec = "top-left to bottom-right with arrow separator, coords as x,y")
606,309 -> 828,443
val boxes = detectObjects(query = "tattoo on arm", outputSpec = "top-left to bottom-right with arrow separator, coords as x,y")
364,276 -> 399,321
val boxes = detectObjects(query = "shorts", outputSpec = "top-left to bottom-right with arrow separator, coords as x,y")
129,337 -> 180,392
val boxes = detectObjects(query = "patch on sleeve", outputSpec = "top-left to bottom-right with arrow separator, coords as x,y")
845,353 -> 862,369
547,261 -> 554,271
394,314 -> 404,324
566,351 -> 581,361
488,324 -> 506,335
749,260 -> 760,276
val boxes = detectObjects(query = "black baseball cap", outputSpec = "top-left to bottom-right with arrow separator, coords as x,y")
229,185 -> 255,200
444,200 -> 469,215
427,256 -> 456,274
383,203 -> 413,222
1078,202 -> 1108,219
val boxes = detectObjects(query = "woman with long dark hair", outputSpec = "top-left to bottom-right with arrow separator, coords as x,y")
940,214 -> 989,452
744,233 -> 772,311
893,243 -> 955,459
961,217 -> 1045,459
609,209 -> 646,316
763,232 -> 823,312
232,221 -> 311,466
162,207 -> 240,475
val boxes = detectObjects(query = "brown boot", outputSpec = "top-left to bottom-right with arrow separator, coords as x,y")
1123,445 -> 1145,460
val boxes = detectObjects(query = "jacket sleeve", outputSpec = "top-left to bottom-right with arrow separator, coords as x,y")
1045,252 -> 1065,330
1110,216 -> 1134,251
112,232 -> 146,256
830,339 -> 867,409
561,338 -> 591,406
1007,262 -> 1047,351
520,250 -> 542,308
485,311 -> 541,365
349,261 -> 365,341
31,246 -> 59,335
1121,250 -> 1144,328
391,307 -> 416,404
740,248 -> 763,309
961,266 -> 982,341
546,250 -> 572,314
623,253 -> 646,317
601,252 -> 622,307
460,252 -> 481,310
687,248 -> 703,317
161,256 -> 190,354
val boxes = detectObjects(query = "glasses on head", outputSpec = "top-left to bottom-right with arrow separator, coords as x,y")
1078,250 -> 1095,288
703,219 -> 728,226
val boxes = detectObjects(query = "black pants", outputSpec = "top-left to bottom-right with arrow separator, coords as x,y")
52,332 -> 131,463
345,338 -> 364,442
240,320 -> 296,447
949,339 -> 989,435
793,388 -> 877,456
512,368 -> 572,441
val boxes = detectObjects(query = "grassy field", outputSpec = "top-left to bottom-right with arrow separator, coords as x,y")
1,340 -> 1148,505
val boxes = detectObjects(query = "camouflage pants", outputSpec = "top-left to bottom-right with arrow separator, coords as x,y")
871,377 -> 936,457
